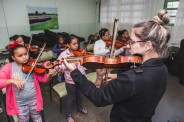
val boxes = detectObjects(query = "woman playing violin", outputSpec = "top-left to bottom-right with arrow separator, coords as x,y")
94,28 -> 126,57
62,9 -> 170,122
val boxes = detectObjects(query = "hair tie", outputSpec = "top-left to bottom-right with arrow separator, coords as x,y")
160,21 -> 164,26
9,41 -> 19,49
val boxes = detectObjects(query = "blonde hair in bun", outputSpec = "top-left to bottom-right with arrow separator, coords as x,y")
133,9 -> 170,58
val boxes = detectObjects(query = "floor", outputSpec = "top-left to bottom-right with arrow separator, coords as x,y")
0,56 -> 184,122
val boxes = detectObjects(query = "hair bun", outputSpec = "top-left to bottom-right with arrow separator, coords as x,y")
153,9 -> 170,25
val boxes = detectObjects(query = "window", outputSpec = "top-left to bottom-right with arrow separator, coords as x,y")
101,0 -> 150,30
164,0 -> 180,26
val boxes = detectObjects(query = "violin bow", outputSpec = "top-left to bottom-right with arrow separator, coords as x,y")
110,19 -> 119,58
104,19 -> 119,84
25,43 -> 47,82
27,34 -> 33,53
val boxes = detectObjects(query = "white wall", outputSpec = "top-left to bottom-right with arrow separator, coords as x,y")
148,0 -> 165,19
0,0 -> 9,50
0,0 -> 99,49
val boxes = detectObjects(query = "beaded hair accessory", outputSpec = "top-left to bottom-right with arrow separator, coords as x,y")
9,41 -> 19,49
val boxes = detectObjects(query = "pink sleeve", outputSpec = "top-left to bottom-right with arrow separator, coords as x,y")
34,73 -> 49,83
0,63 -> 11,89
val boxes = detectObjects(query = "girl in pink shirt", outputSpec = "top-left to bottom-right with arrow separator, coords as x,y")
0,42 -> 56,122
57,34 -> 88,122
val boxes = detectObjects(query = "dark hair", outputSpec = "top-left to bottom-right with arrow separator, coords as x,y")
133,9 -> 170,58
55,34 -> 65,44
9,45 -> 27,62
99,28 -> 109,38
10,35 -> 22,41
122,29 -> 128,35
65,34 -> 78,44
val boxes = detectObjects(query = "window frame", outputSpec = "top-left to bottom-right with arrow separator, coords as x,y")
164,0 -> 179,26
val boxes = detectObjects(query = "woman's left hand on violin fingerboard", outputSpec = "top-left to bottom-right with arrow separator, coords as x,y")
61,58 -> 77,72
103,74 -> 117,83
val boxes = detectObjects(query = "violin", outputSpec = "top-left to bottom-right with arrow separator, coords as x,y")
22,58 -> 53,74
73,48 -> 94,57
25,35 -> 40,52
25,44 -> 39,52
106,40 -> 125,49
52,55 -> 141,69
23,43 -> 48,82
82,55 -> 141,69
26,54 -> 141,74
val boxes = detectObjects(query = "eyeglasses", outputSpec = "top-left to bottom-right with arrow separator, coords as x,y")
129,39 -> 145,45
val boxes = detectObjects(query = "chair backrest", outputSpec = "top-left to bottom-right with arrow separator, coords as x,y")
86,44 -> 94,52
39,50 -> 53,62
2,88 -> 6,94
86,72 -> 97,84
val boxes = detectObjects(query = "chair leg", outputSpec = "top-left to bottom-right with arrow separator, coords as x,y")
7,115 -> 11,122
2,94 -> 10,122
60,98 -> 62,113
41,110 -> 45,122
49,81 -> 52,102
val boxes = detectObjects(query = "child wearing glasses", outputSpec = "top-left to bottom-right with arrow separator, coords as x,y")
93,28 -> 126,57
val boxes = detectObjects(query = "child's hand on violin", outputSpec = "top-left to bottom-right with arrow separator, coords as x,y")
43,60 -> 53,69
48,69 -> 57,76
12,79 -> 24,90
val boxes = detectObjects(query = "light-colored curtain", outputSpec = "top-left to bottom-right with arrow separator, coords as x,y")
100,0 -> 151,34
170,0 -> 184,47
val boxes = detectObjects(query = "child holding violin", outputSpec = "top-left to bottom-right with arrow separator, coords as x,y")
57,34 -> 88,122
0,42 -> 56,122
53,34 -> 67,82
6,35 -> 25,49
53,34 -> 67,58
118,29 -> 130,56
7,35 -> 39,59
93,28 -> 126,57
